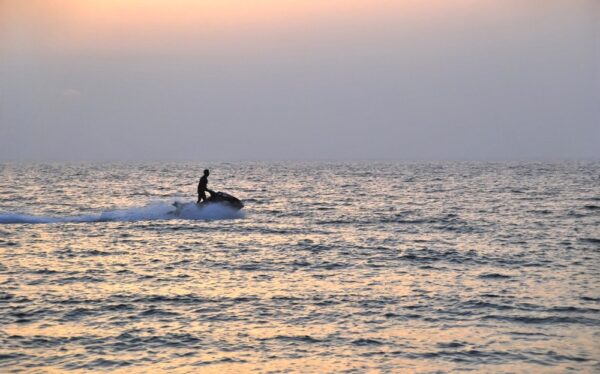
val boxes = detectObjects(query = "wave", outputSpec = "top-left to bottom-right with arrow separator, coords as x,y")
0,201 -> 245,224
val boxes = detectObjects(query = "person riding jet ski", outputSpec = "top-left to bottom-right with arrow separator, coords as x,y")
170,169 -> 244,216
195,169 -> 244,210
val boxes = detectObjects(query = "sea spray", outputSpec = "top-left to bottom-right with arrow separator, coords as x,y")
0,201 -> 245,224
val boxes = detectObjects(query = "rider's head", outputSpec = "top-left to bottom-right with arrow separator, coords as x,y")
204,169 -> 210,176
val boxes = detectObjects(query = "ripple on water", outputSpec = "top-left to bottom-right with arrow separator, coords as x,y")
0,162 -> 599,372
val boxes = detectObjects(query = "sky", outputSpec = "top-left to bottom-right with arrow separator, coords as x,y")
0,0 -> 598,161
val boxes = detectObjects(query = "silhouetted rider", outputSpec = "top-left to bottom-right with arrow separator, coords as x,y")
197,169 -> 214,204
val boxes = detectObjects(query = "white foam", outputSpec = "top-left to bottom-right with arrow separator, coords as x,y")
0,201 -> 245,224
0,213 -> 61,224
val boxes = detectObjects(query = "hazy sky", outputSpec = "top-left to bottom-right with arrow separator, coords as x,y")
1,0 -> 598,161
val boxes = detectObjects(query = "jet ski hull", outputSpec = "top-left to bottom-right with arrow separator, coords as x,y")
201,191 -> 244,210
171,191 -> 244,216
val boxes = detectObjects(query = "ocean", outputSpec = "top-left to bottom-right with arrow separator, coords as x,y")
1,162 -> 599,373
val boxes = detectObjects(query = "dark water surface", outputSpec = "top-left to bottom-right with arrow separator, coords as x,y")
1,162 -> 599,373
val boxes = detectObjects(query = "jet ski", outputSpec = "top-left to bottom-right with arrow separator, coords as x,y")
171,191 -> 244,216
200,191 -> 244,210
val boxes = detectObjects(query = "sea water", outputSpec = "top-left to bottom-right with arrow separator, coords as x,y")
0,162 -> 598,372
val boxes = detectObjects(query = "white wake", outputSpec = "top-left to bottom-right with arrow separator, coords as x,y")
0,201 -> 245,224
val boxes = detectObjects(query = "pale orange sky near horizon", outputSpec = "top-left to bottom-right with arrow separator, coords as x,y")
0,0 -> 598,160
2,0 -> 507,55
